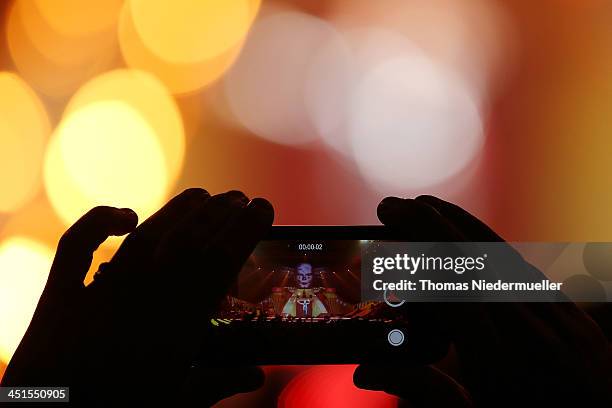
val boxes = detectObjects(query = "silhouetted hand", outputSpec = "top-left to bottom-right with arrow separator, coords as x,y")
2,188 -> 274,406
354,195 -> 612,407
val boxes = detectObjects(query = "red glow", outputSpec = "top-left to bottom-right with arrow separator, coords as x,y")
278,365 -> 396,408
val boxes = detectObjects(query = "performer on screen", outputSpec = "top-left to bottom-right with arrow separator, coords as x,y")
281,263 -> 329,317
264,263 -> 350,317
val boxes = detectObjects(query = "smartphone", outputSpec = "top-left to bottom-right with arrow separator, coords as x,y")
201,226 -> 414,365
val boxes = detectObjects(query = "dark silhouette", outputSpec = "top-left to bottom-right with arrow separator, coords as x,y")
354,195 -> 612,407
3,190 -> 612,407
1,188 -> 274,406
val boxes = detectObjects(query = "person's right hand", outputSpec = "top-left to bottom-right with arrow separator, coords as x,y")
354,195 -> 612,407
2,188 -> 274,406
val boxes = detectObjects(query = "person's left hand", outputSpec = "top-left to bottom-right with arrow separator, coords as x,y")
2,188 -> 274,406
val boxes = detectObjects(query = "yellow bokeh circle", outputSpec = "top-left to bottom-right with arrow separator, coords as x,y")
0,72 -> 50,213
32,0 -> 124,37
6,0 -> 119,97
18,0 -> 120,66
44,101 -> 169,228
0,236 -> 53,363
129,0 -> 258,64
118,3 -> 247,95
63,70 -> 185,182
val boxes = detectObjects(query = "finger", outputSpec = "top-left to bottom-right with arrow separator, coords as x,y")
515,302 -> 611,366
377,197 -> 465,241
205,197 -> 274,272
111,188 -> 210,266
93,188 -> 211,291
45,206 -> 138,299
354,363 -> 473,408
400,302 -> 452,364
3,207 -> 135,388
412,197 -> 565,342
193,197 -> 274,313
191,190 -> 250,244
414,196 -> 533,273
415,195 -> 503,242
149,196 -> 272,356
415,198 -> 606,350
376,197 -> 467,363
376,197 -> 519,388
134,193 -> 271,374
180,366 -> 264,406
411,197 -> 576,392
155,191 -> 251,276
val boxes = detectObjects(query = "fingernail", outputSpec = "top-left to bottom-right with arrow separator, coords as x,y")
184,187 -> 210,199
118,208 -> 138,225
353,373 -> 380,390
416,194 -> 440,206
119,208 -> 137,216
226,190 -> 249,206
415,195 -> 444,215
248,198 -> 274,222
378,196 -> 403,213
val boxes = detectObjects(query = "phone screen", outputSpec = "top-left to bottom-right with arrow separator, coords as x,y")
206,234 -> 410,364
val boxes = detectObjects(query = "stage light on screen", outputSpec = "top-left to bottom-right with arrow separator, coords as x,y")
128,0 -> 259,65
0,237 -> 53,363
118,4 -> 247,95
62,70 -> 185,183
0,72 -> 50,213
225,10 -> 343,145
347,34 -> 484,193
44,101 -> 168,230
6,0 -> 120,98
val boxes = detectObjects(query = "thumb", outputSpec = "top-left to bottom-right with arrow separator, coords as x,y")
354,363 -> 473,408
2,207 -> 137,386
43,206 -> 138,301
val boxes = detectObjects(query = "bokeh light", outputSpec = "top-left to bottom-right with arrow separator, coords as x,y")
583,243 -> 612,281
347,35 -> 484,193
0,198 -> 114,288
328,0 -> 513,104
0,199 -> 65,249
6,0 -> 120,98
15,0 -> 119,67
129,0 -> 259,65
300,0 -> 510,194
562,274 -> 607,303
118,4 -> 247,95
62,70 -> 185,183
44,101 -> 168,228
0,72 -> 50,213
225,10 -> 343,145
302,26 -> 353,152
31,0 -> 123,37
4,0 -> 612,402
0,236 -> 53,363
